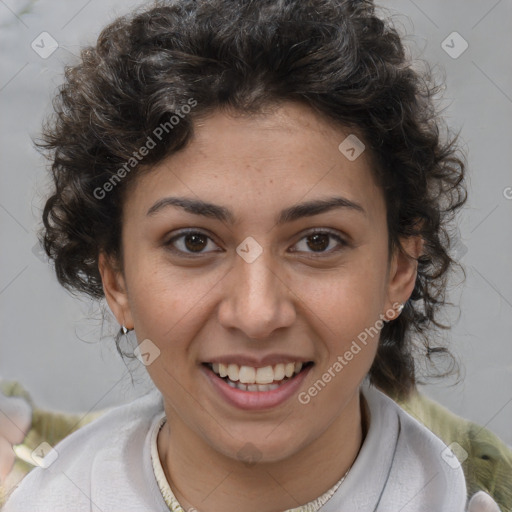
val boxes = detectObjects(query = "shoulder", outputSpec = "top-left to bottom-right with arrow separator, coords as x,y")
364,384 -> 468,510
3,389 -> 165,512
395,390 -> 512,511
319,383 -> 468,511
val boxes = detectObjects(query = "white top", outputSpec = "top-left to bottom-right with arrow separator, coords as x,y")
3,383 -> 471,511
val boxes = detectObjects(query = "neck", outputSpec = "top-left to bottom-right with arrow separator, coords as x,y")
157,390 -> 367,512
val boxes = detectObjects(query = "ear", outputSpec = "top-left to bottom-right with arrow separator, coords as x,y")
384,235 -> 424,320
98,252 -> 134,329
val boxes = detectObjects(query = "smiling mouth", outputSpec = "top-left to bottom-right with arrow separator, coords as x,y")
203,361 -> 314,392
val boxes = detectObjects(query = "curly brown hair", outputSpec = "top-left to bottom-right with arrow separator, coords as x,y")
38,0 -> 467,399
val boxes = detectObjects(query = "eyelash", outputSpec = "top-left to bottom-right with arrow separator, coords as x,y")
164,228 -> 348,258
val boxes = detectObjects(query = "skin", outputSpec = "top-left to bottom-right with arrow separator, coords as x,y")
99,101 -> 422,512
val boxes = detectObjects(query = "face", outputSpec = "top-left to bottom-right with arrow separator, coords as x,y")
100,101 -> 419,465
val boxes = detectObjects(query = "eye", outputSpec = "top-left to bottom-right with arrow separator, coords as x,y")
291,229 -> 348,255
164,230 -> 220,256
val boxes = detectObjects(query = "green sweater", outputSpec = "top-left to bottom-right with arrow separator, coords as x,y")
1,381 -> 511,511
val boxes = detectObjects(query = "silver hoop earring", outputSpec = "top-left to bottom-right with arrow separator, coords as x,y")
121,325 -> 132,335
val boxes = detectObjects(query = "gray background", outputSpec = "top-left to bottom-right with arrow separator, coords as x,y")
1,0 -> 511,445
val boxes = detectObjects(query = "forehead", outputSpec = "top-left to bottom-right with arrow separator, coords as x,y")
124,102 -> 385,226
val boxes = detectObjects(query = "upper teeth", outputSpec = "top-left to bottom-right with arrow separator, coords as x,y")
212,362 -> 303,384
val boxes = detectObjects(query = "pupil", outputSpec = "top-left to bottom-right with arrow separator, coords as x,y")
308,233 -> 328,251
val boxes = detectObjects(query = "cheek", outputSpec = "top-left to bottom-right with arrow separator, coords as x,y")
124,251 -> 212,333
293,258 -> 388,373
296,259 -> 388,327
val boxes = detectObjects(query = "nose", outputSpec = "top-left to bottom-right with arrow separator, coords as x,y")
217,249 -> 296,340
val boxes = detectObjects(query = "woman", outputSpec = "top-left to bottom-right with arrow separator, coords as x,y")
3,0 -> 506,510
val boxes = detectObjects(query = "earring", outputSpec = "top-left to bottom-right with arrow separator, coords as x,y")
383,302 -> 405,323
121,325 -> 133,335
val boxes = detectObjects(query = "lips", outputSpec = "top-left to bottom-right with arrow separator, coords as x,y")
201,361 -> 314,409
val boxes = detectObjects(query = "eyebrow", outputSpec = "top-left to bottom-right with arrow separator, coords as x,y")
146,195 -> 366,225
